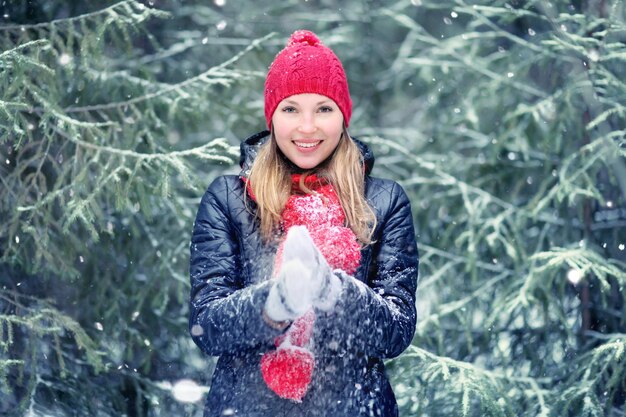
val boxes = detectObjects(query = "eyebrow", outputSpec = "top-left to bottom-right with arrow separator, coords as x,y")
284,99 -> 332,106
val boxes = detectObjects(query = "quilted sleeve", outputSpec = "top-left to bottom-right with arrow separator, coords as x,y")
189,176 -> 281,356
317,181 -> 419,359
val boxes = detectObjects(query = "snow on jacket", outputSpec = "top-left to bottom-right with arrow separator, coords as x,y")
189,131 -> 419,417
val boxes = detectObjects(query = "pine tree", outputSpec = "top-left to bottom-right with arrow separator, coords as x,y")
1,1 -> 624,416
0,1 -> 270,415
371,1 -> 626,416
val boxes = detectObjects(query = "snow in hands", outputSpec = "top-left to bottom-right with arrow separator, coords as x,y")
264,225 -> 340,322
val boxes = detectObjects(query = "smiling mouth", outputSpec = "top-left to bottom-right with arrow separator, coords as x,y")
294,141 -> 321,149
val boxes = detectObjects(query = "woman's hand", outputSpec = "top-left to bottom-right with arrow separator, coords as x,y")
264,226 -> 342,322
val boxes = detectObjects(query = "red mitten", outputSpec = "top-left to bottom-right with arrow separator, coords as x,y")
261,347 -> 314,402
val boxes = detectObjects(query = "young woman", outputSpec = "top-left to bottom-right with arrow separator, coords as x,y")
189,30 -> 419,417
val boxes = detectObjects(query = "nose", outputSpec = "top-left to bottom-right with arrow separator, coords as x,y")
297,112 -> 317,134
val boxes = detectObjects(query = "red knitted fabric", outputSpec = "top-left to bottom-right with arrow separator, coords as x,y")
264,30 -> 352,129
282,175 -> 345,232
274,309 -> 315,348
261,174 -> 361,402
260,347 -> 315,402
274,175 -> 361,276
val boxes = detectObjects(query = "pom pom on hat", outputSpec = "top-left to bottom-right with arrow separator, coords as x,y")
265,30 -> 352,129
287,30 -> 321,47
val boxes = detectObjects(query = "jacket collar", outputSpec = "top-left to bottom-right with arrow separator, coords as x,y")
238,130 -> 375,178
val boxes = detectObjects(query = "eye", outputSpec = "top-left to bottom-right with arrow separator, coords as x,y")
281,106 -> 297,113
318,105 -> 334,113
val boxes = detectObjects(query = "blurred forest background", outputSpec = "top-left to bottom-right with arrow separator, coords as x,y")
1,0 -> 625,416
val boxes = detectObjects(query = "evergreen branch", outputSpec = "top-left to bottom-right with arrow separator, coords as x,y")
58,128 -> 236,164
82,67 -> 175,93
0,100 -> 29,111
530,135 -> 616,215
40,308 -> 105,372
585,331 -> 626,341
61,66 -> 253,111
381,9 -> 548,98
18,135 -> 54,200
29,90 -> 117,129
0,314 -> 61,333
0,359 -> 23,371
133,211 -> 191,289
130,36 -> 268,67
0,306 -> 104,374
367,135 -> 512,206
366,136 -> 569,229
558,336 -> 626,414
542,29 -> 601,60
417,257 -> 463,291
62,164 -> 129,238
506,83 -> 570,123
454,1 -> 556,55
0,39 -> 52,71
12,178 -> 77,214
133,37 -> 197,66
453,3 -> 539,19
63,32 -> 274,114
420,243 -> 513,275
0,358 -> 23,398
416,271 -> 510,334
399,345 -> 552,415
14,124 -> 237,247
0,1 -> 168,31
0,289 -> 44,310
606,0 -> 626,28
586,104 -> 626,131
530,247 -> 626,288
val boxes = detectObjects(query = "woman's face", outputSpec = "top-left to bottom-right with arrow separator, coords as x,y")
272,93 -> 344,170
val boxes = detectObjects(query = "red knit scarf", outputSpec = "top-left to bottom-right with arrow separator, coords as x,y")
258,174 -> 361,402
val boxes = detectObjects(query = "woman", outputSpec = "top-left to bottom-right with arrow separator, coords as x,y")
189,30 -> 418,417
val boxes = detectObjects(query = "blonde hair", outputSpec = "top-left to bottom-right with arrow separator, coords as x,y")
247,129 -> 377,245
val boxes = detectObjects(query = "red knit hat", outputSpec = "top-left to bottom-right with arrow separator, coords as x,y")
264,30 -> 352,129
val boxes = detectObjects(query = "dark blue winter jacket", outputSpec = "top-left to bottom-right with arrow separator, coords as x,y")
189,131 -> 419,417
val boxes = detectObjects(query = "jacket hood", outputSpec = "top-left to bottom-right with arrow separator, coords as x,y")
238,130 -> 375,178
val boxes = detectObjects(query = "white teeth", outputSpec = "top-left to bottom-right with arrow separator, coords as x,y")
295,141 -> 320,148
